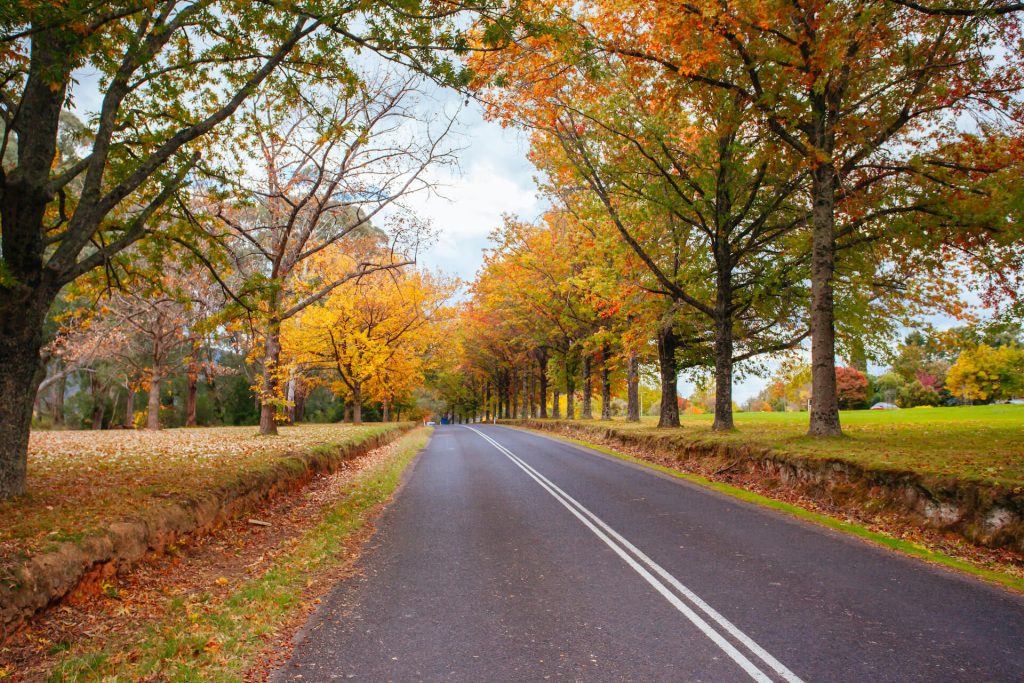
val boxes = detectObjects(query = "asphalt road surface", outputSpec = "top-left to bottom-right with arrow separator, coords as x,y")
273,424 -> 1024,682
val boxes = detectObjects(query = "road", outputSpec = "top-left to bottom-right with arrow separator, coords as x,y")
273,424 -> 1024,682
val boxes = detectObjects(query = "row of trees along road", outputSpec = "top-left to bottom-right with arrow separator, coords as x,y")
449,0 -> 1024,433
0,0 -> 526,499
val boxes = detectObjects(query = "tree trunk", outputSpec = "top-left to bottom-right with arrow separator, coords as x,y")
601,353 -> 612,420
552,388 -> 561,419
90,372 -> 105,430
712,274 -> 735,432
293,385 -> 306,423
565,372 -> 575,420
51,372 -> 66,426
808,164 -> 842,436
146,364 -> 162,430
538,351 -> 549,418
124,383 -> 135,429
352,383 -> 363,424
657,321 -> 681,428
185,374 -> 198,427
528,370 -> 536,418
521,373 -> 528,419
485,383 -> 491,422
382,397 -> 390,422
259,320 -> 282,435
0,296 -> 52,498
627,350 -> 640,422
581,355 -> 593,419
0,34 -> 71,498
511,369 -> 519,419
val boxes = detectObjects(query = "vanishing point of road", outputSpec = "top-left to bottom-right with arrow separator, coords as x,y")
274,425 -> 1024,682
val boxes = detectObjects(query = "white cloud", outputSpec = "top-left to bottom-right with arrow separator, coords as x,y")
408,103 -> 545,283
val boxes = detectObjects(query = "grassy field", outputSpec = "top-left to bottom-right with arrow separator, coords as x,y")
596,404 -> 1024,486
0,423 -> 398,564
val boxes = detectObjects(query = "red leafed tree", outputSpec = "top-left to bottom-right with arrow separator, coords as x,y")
835,367 -> 869,409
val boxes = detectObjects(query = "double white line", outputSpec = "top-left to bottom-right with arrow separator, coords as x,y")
464,426 -> 804,683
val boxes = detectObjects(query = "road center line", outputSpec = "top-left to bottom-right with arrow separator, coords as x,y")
464,426 -> 805,683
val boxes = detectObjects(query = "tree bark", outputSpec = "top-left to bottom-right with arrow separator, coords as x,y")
537,350 -> 549,418
259,319 -> 282,435
146,364 -> 162,430
352,383 -> 363,424
528,370 -> 536,418
627,350 -> 640,422
0,292 -> 57,498
293,385 -> 306,423
186,373 -> 198,427
521,372 -> 528,419
565,372 -> 576,420
90,372 -> 105,430
808,164 -> 842,436
601,353 -> 612,420
657,321 -> 681,428
581,355 -> 593,419
511,369 -> 519,419
51,372 -> 66,426
485,382 -> 491,422
124,383 -> 135,429
552,388 -> 561,419
382,397 -> 390,422
712,273 -> 735,432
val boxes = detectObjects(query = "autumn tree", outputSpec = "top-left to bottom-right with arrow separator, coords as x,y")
200,73 -> 456,434
0,0 -> 526,497
284,253 -> 456,423
946,344 -> 1024,402
583,0 -> 1024,436
835,366 -> 869,409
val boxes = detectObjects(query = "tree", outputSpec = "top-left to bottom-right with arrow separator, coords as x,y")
0,0 -> 520,498
475,40 -> 811,430
535,0 -> 1023,436
203,74 -> 453,434
284,254 -> 456,423
945,345 -> 1024,402
835,367 -> 869,409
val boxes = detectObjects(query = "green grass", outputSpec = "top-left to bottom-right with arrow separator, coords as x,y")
595,404 -> 1024,486
46,428 -> 431,682
524,427 -> 1024,593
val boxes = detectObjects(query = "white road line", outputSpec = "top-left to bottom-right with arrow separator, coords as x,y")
464,425 -> 805,683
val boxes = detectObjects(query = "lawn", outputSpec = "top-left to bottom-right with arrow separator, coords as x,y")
594,404 -> 1024,486
0,423 -> 397,564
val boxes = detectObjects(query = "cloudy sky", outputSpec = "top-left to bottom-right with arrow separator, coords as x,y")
408,99 -> 543,283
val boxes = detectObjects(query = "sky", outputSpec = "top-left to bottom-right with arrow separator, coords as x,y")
408,98 -> 544,283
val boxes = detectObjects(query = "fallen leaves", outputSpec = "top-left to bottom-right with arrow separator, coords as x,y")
0,424 -> 388,565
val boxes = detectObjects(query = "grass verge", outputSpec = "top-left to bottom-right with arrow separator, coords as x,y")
517,426 -> 1024,594
612,405 -> 1024,486
41,427 -> 431,682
